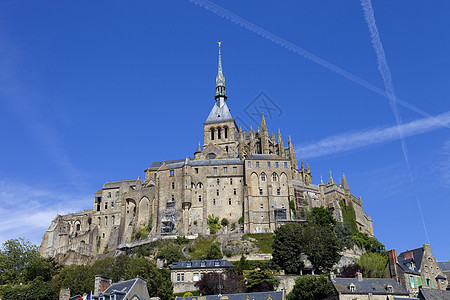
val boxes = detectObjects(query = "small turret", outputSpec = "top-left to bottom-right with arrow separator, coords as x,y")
194,143 -> 202,155
341,171 -> 350,192
278,128 -> 285,157
288,134 -> 298,169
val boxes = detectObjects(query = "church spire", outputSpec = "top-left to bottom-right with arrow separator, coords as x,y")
215,41 -> 226,99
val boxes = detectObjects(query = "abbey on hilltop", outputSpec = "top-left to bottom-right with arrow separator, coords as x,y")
40,44 -> 373,264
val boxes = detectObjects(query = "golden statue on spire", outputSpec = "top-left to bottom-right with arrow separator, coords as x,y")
218,41 -> 222,48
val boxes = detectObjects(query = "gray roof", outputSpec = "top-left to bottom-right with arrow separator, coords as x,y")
397,247 -> 424,274
247,154 -> 286,160
189,158 -> 243,166
205,98 -> 234,124
176,291 -> 284,300
418,288 -> 450,300
171,259 -> 234,270
99,278 -> 138,300
149,159 -> 186,169
103,179 -> 137,190
331,278 -> 409,295
438,261 -> 450,272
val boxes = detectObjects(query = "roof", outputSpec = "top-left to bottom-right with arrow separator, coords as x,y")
100,278 -> 138,300
418,288 -> 450,300
103,179 -> 137,190
331,278 -> 409,295
397,247 -> 424,274
247,154 -> 287,160
205,98 -> 234,124
171,259 -> 234,270
438,261 -> 450,272
149,159 -> 186,169
176,291 -> 284,300
189,158 -> 243,166
436,274 -> 446,280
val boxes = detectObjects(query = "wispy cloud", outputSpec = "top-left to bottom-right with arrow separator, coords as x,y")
0,180 -> 91,246
297,111 -> 450,159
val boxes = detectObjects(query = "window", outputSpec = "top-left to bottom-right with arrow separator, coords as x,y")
213,167 -> 217,174
213,199 -> 216,205
223,167 -> 228,173
224,127 -> 228,138
217,178 -> 220,185
195,168 -> 199,174
260,204 -> 264,211
210,128 -> 215,140
181,273 -> 184,281
267,162 -> 271,167
108,192 -> 111,198
201,273 -> 204,279
234,188 -> 237,195
217,189 -> 219,196
76,224 -> 81,231
275,162 -> 279,168
225,146 -> 229,153
261,174 -> 266,181
191,183 -> 195,188
111,201 -> 114,208
229,198 -> 232,205
186,261 -> 192,267
201,261 -> 206,267
199,195 -> 202,202
105,202 -> 108,209
233,167 -> 237,173
171,194 -> 175,201
273,173 -> 277,181
248,161 -> 252,168
217,127 -> 221,139
170,170 -> 174,177
350,285 -> 355,292
259,188 -> 263,195
214,260 -> 220,267
198,183 -> 203,188
112,215 -> 115,225
256,162 -> 260,168
284,162 -> 288,168
172,182 -> 175,189
277,188 -> 281,195
230,178 -> 233,185
105,216 -> 108,226
177,274 -> 180,282
193,273 -> 199,281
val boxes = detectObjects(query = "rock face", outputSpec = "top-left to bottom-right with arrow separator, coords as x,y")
40,47 -> 374,264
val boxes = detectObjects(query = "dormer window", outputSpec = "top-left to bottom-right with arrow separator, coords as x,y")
349,283 -> 356,292
214,260 -> 220,267
186,261 -> 192,268
386,284 -> 393,293
201,260 -> 206,267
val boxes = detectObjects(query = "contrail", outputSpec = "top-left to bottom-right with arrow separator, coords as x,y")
361,0 -> 430,244
189,0 -> 449,130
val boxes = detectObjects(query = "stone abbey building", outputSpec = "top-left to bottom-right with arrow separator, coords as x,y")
40,45 -> 374,264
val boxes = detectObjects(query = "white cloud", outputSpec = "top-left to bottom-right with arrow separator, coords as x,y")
296,111 -> 450,159
0,180 -> 91,246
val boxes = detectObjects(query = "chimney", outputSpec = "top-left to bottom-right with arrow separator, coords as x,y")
94,275 -> 112,296
356,272 -> 363,282
404,251 -> 414,261
388,249 -> 398,265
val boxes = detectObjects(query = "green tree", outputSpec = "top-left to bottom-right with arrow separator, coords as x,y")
206,242 -> 223,259
207,216 -> 221,234
355,252 -> 388,278
245,270 -> 279,293
340,200 -> 358,235
195,271 -> 245,295
236,255 -> 251,275
157,245 -> 184,265
353,232 -> 385,254
301,223 -> 341,273
0,238 -> 39,284
221,218 -> 229,227
0,277 -> 53,300
307,207 -> 336,229
287,275 -> 334,300
334,222 -> 354,250
272,222 -> 304,274
51,264 -> 93,297
24,256 -> 60,283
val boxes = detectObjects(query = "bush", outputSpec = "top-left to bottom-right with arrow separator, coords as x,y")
287,275 -> 334,300
221,218 -> 229,227
207,216 -> 221,234
206,242 -> 223,259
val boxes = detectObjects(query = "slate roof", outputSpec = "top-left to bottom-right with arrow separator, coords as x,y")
331,278 -> 409,295
103,179 -> 137,190
438,261 -> 450,272
189,159 -> 243,166
397,247 -> 424,274
149,159 -> 186,169
176,290 -> 284,300
171,259 -> 234,270
418,288 -> 450,300
247,154 -> 286,160
205,98 -> 234,124
99,278 -> 138,300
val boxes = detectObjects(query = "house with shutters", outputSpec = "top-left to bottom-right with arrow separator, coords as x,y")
386,244 -> 448,298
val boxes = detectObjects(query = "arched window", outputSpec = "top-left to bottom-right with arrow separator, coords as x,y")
217,127 -> 222,139
224,127 -> 228,138
105,216 -> 108,226
210,128 -> 215,140
272,173 -> 278,182
76,223 -> 81,231
261,174 -> 266,181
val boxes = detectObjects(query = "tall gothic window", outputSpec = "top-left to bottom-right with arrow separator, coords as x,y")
224,127 -> 228,138
210,128 -> 215,140
217,127 -> 222,139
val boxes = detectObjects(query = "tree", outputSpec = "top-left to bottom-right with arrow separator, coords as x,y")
272,222 -> 304,274
0,238 -> 39,284
236,255 -> 250,275
195,271 -> 245,295
51,264 -> 93,297
157,245 -> 184,265
301,224 -> 341,273
287,275 -> 334,300
355,252 -> 388,278
334,222 -> 354,250
339,263 -> 363,278
206,242 -> 223,259
221,218 -> 229,227
307,207 -> 336,229
0,277 -> 53,300
245,270 -> 279,293
24,256 -> 60,283
353,232 -> 386,254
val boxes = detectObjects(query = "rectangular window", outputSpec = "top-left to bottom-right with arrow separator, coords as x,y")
409,276 -> 415,288
201,273 -> 204,279
234,188 -> 237,195
195,168 -> 199,174
223,167 -> 228,173
199,195 -> 202,202
213,199 -> 216,205
233,167 -> 237,173
217,189 -> 219,196
105,202 -> 108,209
170,170 -> 174,177
217,179 -> 220,186
277,188 -> 281,195
181,273 -> 184,282
417,277 -> 422,287
213,167 -> 217,174
259,188 -> 263,195
275,162 -> 279,168
248,161 -> 251,168
229,198 -> 231,205
260,204 -> 264,211
193,273 -> 199,281
111,201 -> 114,208
284,162 -> 288,168
171,194 -> 175,201
230,178 -> 233,185
267,162 -> 271,167
256,162 -> 260,168
172,182 -> 175,189
177,274 -> 180,282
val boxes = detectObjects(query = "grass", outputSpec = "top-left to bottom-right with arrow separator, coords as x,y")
241,233 -> 274,254
188,235 -> 218,260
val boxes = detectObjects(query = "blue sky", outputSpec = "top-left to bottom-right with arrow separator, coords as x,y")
0,1 -> 449,260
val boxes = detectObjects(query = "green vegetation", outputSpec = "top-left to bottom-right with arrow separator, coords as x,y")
157,245 -> 184,265
207,215 -> 221,234
236,255 -> 251,275
307,207 -> 336,229
355,252 -> 388,278
287,275 -> 334,300
340,200 -> 358,235
188,235 -> 220,260
245,269 -> 279,292
241,233 -> 274,254
353,232 -> 386,254
221,218 -> 229,227
172,291 -> 200,298
206,242 -> 223,259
